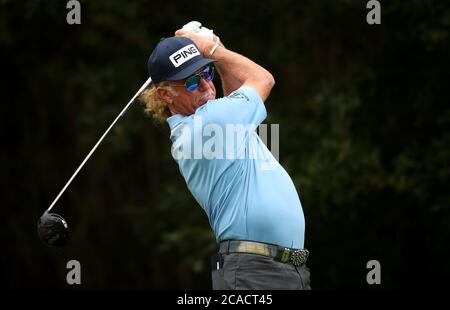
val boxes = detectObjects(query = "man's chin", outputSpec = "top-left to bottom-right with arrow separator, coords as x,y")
198,95 -> 215,107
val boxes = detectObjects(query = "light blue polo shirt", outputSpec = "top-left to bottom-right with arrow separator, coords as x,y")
167,86 -> 305,248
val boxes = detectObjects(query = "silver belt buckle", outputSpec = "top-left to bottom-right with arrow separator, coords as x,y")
290,249 -> 309,266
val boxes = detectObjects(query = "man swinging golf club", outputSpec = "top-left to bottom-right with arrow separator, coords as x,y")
141,22 -> 311,290
39,21 -> 310,289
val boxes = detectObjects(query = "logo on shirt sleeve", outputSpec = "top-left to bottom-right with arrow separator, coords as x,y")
228,91 -> 249,101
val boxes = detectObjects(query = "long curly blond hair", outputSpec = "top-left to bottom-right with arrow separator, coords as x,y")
139,83 -> 176,124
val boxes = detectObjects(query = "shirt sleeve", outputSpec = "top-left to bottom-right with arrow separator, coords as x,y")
202,86 -> 267,126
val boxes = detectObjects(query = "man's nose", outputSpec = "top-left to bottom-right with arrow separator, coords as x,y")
197,78 -> 211,92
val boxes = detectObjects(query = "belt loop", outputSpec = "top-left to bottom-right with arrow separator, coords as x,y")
226,240 -> 230,254
281,248 -> 290,263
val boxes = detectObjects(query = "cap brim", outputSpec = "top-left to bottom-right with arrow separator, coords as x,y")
166,58 -> 216,81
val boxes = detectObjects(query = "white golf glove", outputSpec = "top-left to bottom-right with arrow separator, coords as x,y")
182,21 -> 215,42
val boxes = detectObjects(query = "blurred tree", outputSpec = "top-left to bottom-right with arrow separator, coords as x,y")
1,0 -> 449,289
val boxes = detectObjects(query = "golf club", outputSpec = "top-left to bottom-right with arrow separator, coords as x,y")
38,76 -> 153,248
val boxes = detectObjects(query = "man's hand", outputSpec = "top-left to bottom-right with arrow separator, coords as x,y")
182,21 -> 215,41
181,21 -> 219,42
175,29 -> 216,57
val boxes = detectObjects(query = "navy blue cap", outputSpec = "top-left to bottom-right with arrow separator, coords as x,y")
148,36 -> 215,84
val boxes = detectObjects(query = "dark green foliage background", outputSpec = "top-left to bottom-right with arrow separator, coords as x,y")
1,0 -> 449,289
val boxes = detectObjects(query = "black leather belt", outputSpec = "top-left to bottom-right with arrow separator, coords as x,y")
219,240 -> 309,266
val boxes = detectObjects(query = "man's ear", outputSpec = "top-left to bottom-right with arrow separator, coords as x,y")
156,86 -> 174,104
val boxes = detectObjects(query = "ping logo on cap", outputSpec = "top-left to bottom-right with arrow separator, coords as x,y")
169,44 -> 200,67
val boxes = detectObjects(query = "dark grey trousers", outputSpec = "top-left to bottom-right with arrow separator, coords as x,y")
211,252 -> 311,290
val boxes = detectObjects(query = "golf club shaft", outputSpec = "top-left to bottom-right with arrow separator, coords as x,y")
46,77 -> 153,214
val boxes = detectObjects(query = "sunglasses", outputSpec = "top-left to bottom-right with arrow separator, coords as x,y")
183,66 -> 215,92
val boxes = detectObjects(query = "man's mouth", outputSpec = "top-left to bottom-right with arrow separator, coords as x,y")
197,92 -> 215,105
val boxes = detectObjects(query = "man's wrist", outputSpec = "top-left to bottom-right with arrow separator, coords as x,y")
208,42 -> 221,58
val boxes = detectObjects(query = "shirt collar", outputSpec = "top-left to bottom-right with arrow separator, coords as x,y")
166,114 -> 185,130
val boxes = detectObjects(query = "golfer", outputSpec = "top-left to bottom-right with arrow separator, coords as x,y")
141,27 -> 311,290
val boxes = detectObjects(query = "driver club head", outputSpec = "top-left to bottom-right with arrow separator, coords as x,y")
37,212 -> 69,248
